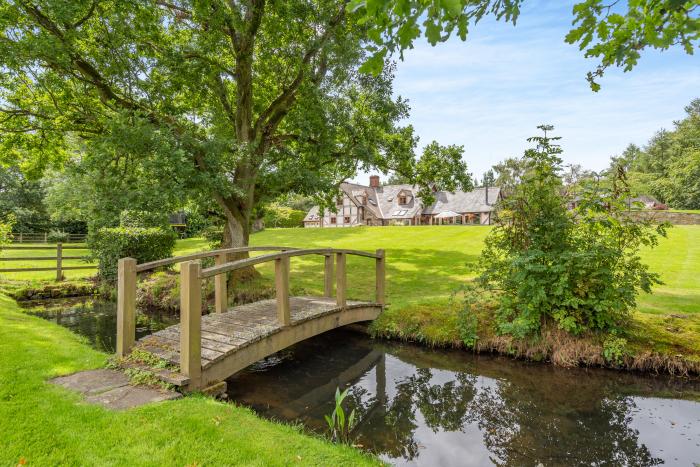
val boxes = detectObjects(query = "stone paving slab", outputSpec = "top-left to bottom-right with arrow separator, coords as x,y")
51,369 -> 181,410
84,385 -> 181,410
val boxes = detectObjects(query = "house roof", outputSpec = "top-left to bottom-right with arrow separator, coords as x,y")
422,187 -> 501,215
303,205 -> 320,222
304,183 -> 500,222
375,184 -> 423,219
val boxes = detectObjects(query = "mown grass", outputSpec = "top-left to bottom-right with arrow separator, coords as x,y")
5,225 -> 699,365
234,225 -> 700,366
0,293 -> 378,466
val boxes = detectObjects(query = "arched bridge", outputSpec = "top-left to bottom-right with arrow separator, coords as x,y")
115,246 -> 385,392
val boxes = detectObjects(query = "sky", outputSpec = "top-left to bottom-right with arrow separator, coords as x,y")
353,1 -> 700,185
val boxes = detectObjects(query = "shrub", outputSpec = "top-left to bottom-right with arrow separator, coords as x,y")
0,217 -> 13,248
119,210 -> 169,229
477,126 -> 666,338
89,227 -> 176,281
263,203 -> 306,228
47,229 -> 70,243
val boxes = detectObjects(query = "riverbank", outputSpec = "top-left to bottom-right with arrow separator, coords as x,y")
0,294 -> 377,466
245,226 -> 700,376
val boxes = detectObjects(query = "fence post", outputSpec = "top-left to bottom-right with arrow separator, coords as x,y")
336,252 -> 346,308
116,257 -> 137,358
324,254 -> 334,297
214,253 -> 227,313
275,256 -> 291,325
44,232 -> 47,243
180,260 -> 202,388
375,249 -> 385,305
18,232 -> 22,243
56,243 -> 63,282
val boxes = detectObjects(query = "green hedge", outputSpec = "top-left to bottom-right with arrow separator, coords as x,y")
119,210 -> 169,229
47,230 -> 70,243
263,205 -> 306,228
89,227 -> 176,281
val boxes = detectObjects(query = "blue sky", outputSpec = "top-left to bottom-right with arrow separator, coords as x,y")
354,1 -> 700,185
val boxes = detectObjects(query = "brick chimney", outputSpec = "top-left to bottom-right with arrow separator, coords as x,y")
369,175 -> 380,188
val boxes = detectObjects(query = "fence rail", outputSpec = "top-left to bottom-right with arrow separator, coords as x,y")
0,243 -> 96,280
10,232 -> 87,244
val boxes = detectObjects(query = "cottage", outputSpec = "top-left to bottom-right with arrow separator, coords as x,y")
303,175 -> 501,227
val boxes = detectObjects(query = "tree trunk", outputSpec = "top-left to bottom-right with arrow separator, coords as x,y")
221,200 -> 260,287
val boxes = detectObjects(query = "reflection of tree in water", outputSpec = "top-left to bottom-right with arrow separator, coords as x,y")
347,354 -> 661,466
352,366 -> 478,461
467,380 -> 662,466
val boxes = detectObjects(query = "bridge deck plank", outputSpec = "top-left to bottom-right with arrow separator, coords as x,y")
134,296 -> 374,372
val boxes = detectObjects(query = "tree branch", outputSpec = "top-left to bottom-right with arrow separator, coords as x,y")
254,3 -> 346,147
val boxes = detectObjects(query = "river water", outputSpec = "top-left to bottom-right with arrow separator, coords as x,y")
22,299 -> 700,466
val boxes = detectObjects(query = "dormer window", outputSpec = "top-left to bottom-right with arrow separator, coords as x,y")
398,195 -> 407,205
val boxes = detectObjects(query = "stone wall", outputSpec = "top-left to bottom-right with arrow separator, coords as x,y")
622,211 -> 700,225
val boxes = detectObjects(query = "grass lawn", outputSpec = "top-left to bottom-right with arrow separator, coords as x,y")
0,293 -> 377,466
230,225 -> 700,364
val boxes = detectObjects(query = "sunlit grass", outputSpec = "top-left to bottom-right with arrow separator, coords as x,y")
0,293 -> 378,465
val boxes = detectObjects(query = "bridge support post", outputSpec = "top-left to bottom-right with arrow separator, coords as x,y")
324,254 -> 334,297
214,253 -> 227,313
375,249 -> 385,305
275,256 -> 291,325
116,257 -> 137,358
180,260 -> 202,388
336,252 -> 346,307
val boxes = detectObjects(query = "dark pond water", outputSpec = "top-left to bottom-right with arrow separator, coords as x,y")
21,299 -> 700,466
228,329 -> 700,466
19,298 -> 178,353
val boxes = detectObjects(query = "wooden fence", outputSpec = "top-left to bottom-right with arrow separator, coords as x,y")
0,243 -> 96,281
11,232 -> 87,243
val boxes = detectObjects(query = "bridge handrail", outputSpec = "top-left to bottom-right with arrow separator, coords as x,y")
198,248 -> 381,279
116,244 -> 387,389
135,246 -> 299,273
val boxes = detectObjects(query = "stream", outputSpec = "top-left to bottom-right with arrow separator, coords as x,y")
21,298 -> 700,466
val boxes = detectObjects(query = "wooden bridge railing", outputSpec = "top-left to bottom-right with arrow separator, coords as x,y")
116,246 -> 298,357
116,246 -> 386,385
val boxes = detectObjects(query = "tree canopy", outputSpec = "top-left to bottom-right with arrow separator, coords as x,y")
0,0 -> 471,247
355,0 -> 700,90
607,98 -> 700,209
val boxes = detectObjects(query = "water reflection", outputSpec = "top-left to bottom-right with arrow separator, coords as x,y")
20,298 -> 178,353
228,329 -> 700,466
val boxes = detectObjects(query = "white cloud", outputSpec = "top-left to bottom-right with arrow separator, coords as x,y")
353,1 -> 699,184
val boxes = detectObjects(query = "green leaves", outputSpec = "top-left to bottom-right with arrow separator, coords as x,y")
477,126 -> 666,338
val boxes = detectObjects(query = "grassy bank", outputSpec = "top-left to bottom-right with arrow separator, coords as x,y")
4,226 -> 699,372
0,294 -> 377,466
236,225 -> 700,372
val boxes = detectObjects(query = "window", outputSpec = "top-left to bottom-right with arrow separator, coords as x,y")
393,209 -> 408,216
344,216 -> 351,224
398,195 -> 407,205
330,217 -> 337,224
336,196 -> 343,206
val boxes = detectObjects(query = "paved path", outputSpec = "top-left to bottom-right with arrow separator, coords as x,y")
51,369 -> 181,410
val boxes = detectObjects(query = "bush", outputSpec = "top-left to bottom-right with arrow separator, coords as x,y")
88,227 -> 176,281
47,230 -> 70,243
119,210 -> 169,229
476,126 -> 666,338
263,204 -> 305,228
0,220 -> 13,248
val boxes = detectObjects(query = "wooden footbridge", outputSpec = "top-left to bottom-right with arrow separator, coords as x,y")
115,247 -> 385,392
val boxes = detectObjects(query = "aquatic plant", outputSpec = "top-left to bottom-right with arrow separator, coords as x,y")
324,387 -> 357,444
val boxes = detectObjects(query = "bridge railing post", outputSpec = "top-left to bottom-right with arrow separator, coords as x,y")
180,260 -> 202,388
375,249 -> 385,305
324,253 -> 334,297
336,252 -> 346,308
275,256 -> 291,325
214,253 -> 227,313
116,257 -> 137,358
